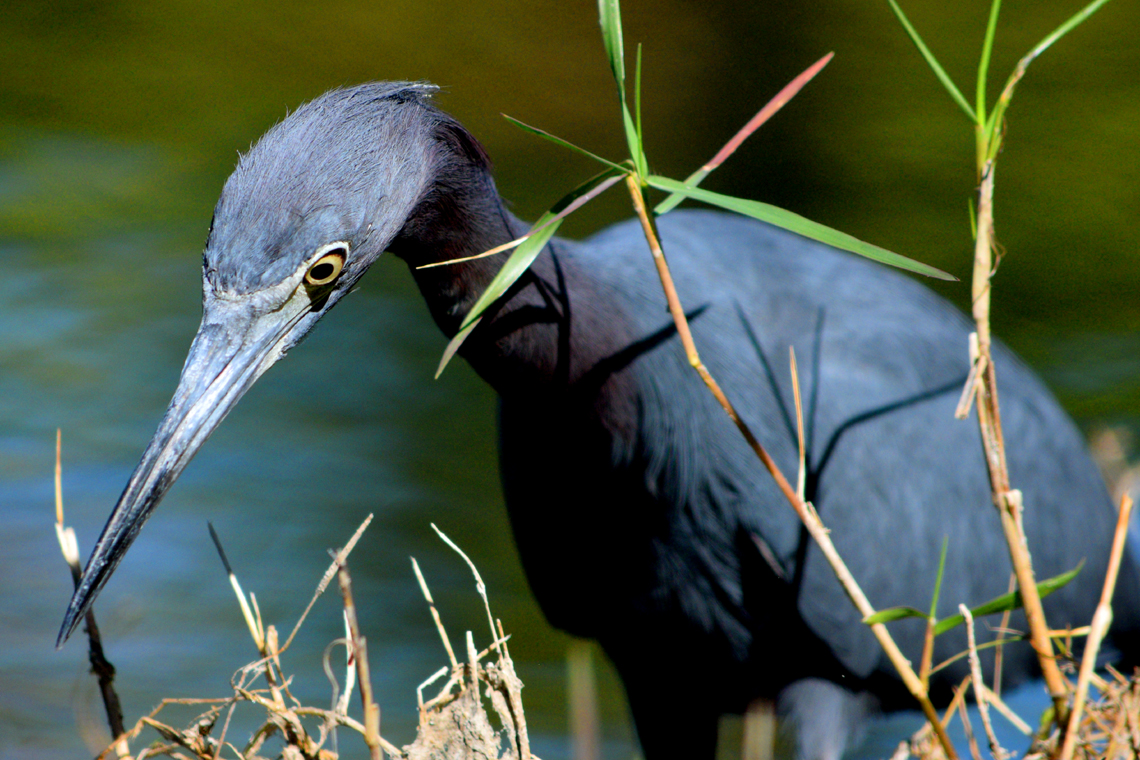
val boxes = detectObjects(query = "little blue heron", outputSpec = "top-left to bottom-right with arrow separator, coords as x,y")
59,82 -> 1140,759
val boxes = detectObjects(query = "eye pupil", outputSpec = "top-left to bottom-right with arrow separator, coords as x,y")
304,246 -> 346,286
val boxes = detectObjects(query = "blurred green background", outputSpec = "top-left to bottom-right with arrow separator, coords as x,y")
2,0 -> 1137,757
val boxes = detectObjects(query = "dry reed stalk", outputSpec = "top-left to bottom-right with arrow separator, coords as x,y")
53,430 -> 127,755
91,517 -> 538,760
337,560 -> 382,760
625,175 -> 958,758
960,604 -> 1007,759
965,142 -> 1067,726
1059,494 -> 1134,760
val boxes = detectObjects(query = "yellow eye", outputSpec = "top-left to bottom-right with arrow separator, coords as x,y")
305,245 -> 346,286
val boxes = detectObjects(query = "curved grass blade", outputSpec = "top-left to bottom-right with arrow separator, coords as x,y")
647,175 -> 954,281
887,0 -> 977,123
436,168 -> 626,376
1023,0 -> 1112,67
932,561 -> 1085,636
655,52 -> 834,216
503,115 -> 628,173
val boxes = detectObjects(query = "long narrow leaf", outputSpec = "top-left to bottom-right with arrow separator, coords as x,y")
932,561 -> 1084,636
622,103 -> 645,177
458,215 -> 562,334
631,43 -> 648,177
436,318 -> 480,379
983,0 -> 1113,158
435,166 -> 628,375
976,0 -> 1002,119
635,43 -> 644,156
864,606 -> 930,625
1023,0 -> 1112,64
647,175 -> 954,280
503,115 -> 628,173
433,219 -> 561,378
655,52 -> 834,216
886,0 -> 977,122
928,536 -> 950,620
597,0 -> 626,92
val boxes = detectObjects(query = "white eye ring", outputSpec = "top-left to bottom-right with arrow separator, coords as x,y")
305,242 -> 348,286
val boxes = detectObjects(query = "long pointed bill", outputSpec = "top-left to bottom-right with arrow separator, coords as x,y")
57,290 -> 319,646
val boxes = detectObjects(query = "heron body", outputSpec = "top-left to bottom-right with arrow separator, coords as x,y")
61,82 -> 1140,759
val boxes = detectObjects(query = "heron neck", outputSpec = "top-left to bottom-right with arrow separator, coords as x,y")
388,167 -> 625,395
387,167 -> 524,332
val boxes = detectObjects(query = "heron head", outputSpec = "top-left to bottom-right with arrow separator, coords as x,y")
58,82 -> 465,645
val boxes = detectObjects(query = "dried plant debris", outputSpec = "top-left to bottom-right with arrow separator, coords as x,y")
88,518 -> 536,760
891,666 -> 1140,760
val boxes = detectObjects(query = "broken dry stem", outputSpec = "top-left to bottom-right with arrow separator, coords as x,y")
970,159 -> 1068,723
281,513 -> 373,653
624,175 -> 957,760
411,557 -> 459,670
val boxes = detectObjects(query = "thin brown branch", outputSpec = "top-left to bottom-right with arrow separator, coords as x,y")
624,174 -> 958,760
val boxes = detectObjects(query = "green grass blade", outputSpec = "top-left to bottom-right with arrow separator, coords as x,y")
436,166 -> 627,374
597,0 -> 626,92
633,43 -> 647,177
933,561 -> 1084,635
928,536 -> 949,620
977,0 -> 1002,119
646,175 -> 955,280
655,52 -> 834,216
457,214 -> 562,332
983,0 -> 1112,155
635,43 -> 643,147
503,114 -> 629,172
863,606 -> 929,625
435,318 -> 480,378
886,0 -> 978,123
1024,0 -> 1112,65
622,104 -> 646,177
